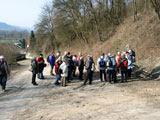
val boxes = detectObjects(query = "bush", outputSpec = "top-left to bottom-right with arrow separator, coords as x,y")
0,43 -> 17,64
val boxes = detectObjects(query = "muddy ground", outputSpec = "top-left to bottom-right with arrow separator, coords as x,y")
0,59 -> 160,120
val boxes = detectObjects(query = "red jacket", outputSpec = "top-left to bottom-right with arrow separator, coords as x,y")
36,57 -> 44,63
120,60 -> 128,70
55,62 -> 60,74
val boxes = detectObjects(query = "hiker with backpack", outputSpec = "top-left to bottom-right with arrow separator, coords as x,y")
54,59 -> 62,85
78,56 -> 84,80
119,54 -> 128,82
31,56 -> 38,86
59,58 -> 68,87
47,52 -> 56,76
0,56 -> 10,92
98,56 -> 107,82
107,53 -> 117,83
37,54 -> 46,79
84,55 -> 94,85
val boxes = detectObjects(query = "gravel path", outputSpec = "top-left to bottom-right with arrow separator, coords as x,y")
0,60 -> 160,120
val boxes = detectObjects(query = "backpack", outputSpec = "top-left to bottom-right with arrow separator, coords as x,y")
132,50 -> 136,57
107,57 -> 113,67
99,59 -> 106,68
91,63 -> 96,72
47,55 -> 50,63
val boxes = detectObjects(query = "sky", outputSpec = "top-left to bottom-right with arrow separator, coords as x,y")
0,0 -> 49,29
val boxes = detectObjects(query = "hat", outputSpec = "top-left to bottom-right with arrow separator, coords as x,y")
0,56 -> 4,59
100,56 -> 104,59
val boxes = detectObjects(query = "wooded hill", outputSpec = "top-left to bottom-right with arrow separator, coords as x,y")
32,0 -> 160,58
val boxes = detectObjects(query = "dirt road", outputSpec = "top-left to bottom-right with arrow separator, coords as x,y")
0,60 -> 160,120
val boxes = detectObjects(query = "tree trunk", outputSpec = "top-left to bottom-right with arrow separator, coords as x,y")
133,0 -> 137,21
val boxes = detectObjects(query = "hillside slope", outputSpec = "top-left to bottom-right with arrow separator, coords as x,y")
67,11 -> 160,72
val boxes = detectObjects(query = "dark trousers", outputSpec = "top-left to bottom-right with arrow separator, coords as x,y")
121,71 -> 127,82
100,70 -> 106,82
79,69 -> 84,80
50,66 -> 54,75
84,70 -> 93,85
32,73 -> 37,84
108,70 -> 117,83
0,75 -> 7,90
128,69 -> 132,78
67,69 -> 73,81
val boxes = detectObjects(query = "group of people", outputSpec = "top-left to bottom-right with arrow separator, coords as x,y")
30,44 -> 136,87
0,44 -> 136,92
97,49 -> 135,84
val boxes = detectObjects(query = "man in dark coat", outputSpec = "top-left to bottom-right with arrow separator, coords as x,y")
78,56 -> 84,80
31,57 -> 38,85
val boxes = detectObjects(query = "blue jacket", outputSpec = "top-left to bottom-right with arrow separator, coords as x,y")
49,55 -> 55,66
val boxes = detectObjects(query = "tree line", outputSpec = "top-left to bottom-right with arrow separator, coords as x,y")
0,30 -> 29,40
33,0 -> 160,53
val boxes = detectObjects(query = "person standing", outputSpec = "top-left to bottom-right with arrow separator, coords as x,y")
107,53 -> 117,83
55,59 -> 62,85
72,55 -> 77,77
0,56 -> 10,92
126,51 -> 133,78
84,55 -> 94,85
116,52 -> 122,74
120,55 -> 128,82
31,57 -> 38,85
78,56 -> 84,80
98,56 -> 107,82
48,52 -> 56,75
59,58 -> 68,87
37,54 -> 45,79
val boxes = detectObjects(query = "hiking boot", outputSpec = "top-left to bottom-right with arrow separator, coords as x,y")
33,83 -> 38,86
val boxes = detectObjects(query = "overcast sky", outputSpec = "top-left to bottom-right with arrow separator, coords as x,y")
0,0 -> 49,28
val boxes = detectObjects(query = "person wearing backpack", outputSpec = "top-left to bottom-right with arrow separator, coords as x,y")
98,56 -> 107,82
120,55 -> 128,82
0,56 -> 10,92
54,59 -> 62,85
84,55 -> 94,85
31,56 -> 38,86
107,53 -> 117,83
48,52 -> 55,76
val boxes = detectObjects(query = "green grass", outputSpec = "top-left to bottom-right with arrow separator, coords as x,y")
0,40 -> 18,43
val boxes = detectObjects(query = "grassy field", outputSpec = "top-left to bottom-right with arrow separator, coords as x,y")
0,40 -> 18,43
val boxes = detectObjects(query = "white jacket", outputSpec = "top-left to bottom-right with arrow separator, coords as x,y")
59,62 -> 68,77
